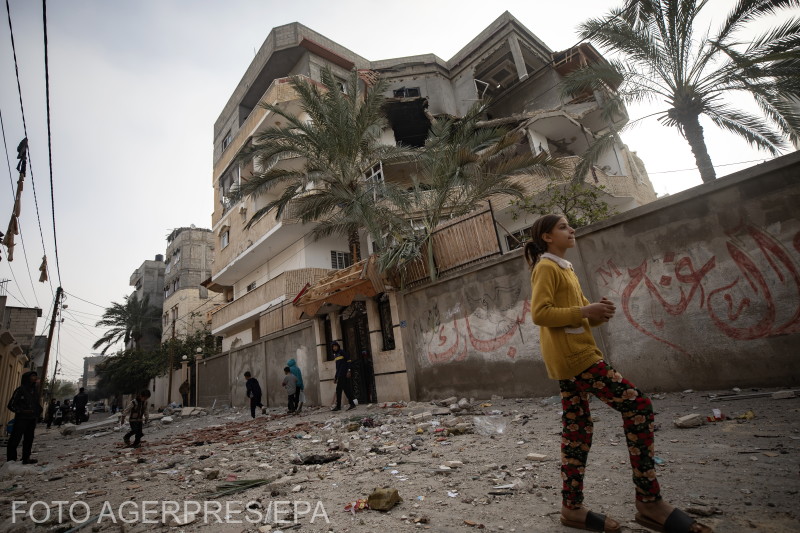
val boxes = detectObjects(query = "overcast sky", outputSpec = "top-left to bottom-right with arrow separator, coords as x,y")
1,0 -> 796,382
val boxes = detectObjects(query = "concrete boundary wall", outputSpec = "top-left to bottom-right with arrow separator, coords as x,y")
400,152 -> 800,399
573,152 -> 800,391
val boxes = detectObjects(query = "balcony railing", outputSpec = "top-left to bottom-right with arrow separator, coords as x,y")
210,267 -> 330,332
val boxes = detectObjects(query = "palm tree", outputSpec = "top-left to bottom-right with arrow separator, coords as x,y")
93,294 -> 162,354
379,103 -> 565,281
561,0 -> 800,183
235,67 -> 411,263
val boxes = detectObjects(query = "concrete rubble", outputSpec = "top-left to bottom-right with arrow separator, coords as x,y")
0,387 -> 797,532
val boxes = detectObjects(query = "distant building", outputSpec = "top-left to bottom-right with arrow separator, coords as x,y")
161,226 -> 223,342
0,281 -> 42,427
83,354 -> 107,390
128,255 -> 165,351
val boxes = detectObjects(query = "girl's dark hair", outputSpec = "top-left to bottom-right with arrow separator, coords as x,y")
524,214 -> 564,269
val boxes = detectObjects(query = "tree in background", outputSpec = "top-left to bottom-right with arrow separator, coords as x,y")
510,180 -> 617,231
93,330 -> 218,397
235,67 -> 412,264
378,104 -> 564,281
93,294 -> 162,354
43,378 -> 77,402
562,0 -> 800,183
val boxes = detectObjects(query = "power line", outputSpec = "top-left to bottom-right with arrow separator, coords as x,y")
648,158 -> 769,175
41,0 -> 62,286
3,0 -> 55,296
63,290 -> 107,308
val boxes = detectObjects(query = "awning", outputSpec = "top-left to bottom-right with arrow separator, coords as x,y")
294,255 -> 385,318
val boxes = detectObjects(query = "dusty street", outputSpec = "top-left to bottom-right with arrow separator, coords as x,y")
1,387 -> 798,533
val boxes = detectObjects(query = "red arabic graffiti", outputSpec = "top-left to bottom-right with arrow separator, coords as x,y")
596,225 -> 800,354
414,294 -> 531,365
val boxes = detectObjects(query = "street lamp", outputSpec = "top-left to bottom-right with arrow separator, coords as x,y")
194,348 -> 203,408
180,355 -> 189,407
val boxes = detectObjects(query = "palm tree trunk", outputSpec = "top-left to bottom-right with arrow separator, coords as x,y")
425,237 -> 438,282
681,115 -> 716,183
348,230 -> 361,264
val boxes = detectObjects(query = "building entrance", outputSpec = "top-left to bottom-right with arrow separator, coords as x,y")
340,301 -> 377,404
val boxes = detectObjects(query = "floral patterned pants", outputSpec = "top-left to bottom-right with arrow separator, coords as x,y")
558,360 -> 661,509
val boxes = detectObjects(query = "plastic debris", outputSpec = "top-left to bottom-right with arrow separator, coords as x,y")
344,499 -> 369,514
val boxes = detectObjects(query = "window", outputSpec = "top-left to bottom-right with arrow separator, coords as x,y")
322,316 -> 334,361
377,293 -> 396,351
221,230 -> 229,249
219,165 -> 240,213
363,161 -> 384,201
393,87 -> 420,98
331,251 -> 352,270
335,77 -> 348,94
246,281 -> 256,292
221,129 -> 232,151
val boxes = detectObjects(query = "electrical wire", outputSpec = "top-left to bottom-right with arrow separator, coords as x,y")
63,290 -> 107,308
3,0 -> 55,296
40,0 -> 62,286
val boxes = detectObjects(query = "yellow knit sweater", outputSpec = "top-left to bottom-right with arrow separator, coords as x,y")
530,257 -> 603,380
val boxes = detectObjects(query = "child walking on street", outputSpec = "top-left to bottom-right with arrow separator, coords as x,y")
120,389 -> 151,449
282,366 -> 298,414
526,215 -> 712,533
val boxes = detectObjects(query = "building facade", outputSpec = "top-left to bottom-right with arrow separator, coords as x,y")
161,226 -> 223,343
128,255 -> 165,351
208,13 -> 658,404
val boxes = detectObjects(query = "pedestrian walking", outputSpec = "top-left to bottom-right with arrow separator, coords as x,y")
331,341 -> 356,411
244,371 -> 264,418
5,371 -> 43,464
282,366 -> 299,413
179,379 -> 190,407
286,358 -> 304,412
53,401 -> 63,427
73,387 -> 89,425
120,389 -> 151,448
62,399 -> 73,424
46,399 -> 58,429
526,214 -> 712,533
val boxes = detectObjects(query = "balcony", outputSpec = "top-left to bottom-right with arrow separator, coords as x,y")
211,267 -> 330,335
213,76 -> 310,182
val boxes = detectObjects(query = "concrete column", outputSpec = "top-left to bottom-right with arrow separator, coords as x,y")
508,36 -> 529,81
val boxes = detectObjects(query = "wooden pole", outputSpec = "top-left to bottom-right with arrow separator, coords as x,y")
38,286 -> 62,402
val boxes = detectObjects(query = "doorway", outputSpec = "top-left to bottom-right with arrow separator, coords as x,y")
340,301 -> 378,404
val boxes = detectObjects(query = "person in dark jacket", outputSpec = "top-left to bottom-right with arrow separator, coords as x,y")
244,371 -> 264,418
73,387 -> 89,425
331,342 -> 356,411
6,371 -> 43,464
45,399 -> 58,429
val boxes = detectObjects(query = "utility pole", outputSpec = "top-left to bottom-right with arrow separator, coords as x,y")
39,286 -> 63,402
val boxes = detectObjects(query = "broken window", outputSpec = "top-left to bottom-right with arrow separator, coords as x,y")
363,161 -> 385,201
219,165 -> 240,213
393,87 -> 420,98
383,98 -> 430,148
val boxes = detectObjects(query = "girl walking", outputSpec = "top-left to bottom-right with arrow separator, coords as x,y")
526,214 -> 712,533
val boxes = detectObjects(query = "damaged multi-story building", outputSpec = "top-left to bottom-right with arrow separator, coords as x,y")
206,12 -> 657,406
